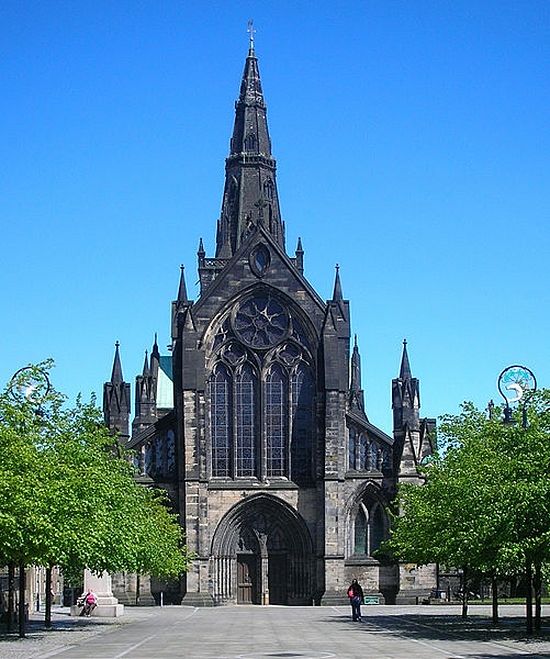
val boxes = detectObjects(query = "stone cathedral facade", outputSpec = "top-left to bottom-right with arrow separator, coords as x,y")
103,37 -> 436,606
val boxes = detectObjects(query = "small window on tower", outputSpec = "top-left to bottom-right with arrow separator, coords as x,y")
244,132 -> 257,152
249,244 -> 271,278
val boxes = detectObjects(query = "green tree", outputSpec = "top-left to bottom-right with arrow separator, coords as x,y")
0,363 -> 192,635
385,392 -> 550,632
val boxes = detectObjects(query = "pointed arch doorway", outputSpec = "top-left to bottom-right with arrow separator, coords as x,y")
211,494 -> 314,605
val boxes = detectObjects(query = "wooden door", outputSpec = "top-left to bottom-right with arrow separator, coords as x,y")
237,554 -> 257,604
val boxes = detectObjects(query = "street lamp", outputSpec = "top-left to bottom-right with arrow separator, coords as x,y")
496,364 -> 538,635
497,364 -> 537,428
7,366 -> 51,637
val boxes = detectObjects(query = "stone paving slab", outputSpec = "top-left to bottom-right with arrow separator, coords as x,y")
0,604 -> 548,659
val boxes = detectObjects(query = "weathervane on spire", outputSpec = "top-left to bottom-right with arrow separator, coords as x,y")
247,19 -> 256,52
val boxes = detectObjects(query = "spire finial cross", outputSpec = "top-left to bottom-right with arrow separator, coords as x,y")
247,19 -> 256,52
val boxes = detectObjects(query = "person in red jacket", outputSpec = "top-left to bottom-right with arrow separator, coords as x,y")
78,590 -> 98,617
347,579 -> 364,621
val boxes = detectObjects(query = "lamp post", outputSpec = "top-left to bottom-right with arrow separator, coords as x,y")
496,364 -> 537,634
7,366 -> 50,638
497,365 -> 537,428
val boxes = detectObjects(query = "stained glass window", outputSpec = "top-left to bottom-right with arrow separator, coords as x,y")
236,363 -> 257,477
291,364 -> 314,484
354,506 -> 367,554
266,364 -> 288,476
211,365 -> 232,477
352,501 -> 387,557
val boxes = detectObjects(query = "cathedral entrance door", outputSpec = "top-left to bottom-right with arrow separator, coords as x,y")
237,554 -> 258,604
268,553 -> 287,605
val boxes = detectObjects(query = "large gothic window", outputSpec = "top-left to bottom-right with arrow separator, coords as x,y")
208,292 -> 315,483
211,364 -> 232,477
235,364 -> 258,477
351,501 -> 387,557
266,364 -> 287,476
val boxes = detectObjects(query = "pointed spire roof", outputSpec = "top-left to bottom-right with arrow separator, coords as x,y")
177,265 -> 188,304
151,333 -> 160,361
332,264 -> 343,301
350,335 -> 361,393
399,339 -> 412,380
142,350 -> 150,376
215,26 -> 285,257
197,238 -> 205,257
111,341 -> 123,384
296,236 -> 303,254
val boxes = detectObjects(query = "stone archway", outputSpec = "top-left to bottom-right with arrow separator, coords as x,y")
210,494 -> 314,605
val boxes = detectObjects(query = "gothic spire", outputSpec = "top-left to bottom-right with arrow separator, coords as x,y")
350,334 -> 365,411
295,237 -> 304,273
151,332 -> 160,361
177,265 -> 188,304
142,350 -> 150,376
399,339 -> 412,380
110,341 -> 123,383
332,264 -> 343,302
215,27 -> 284,257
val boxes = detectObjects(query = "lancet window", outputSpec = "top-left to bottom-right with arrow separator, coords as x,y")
351,500 -> 387,557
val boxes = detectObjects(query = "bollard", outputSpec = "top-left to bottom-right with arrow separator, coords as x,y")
160,592 -> 164,607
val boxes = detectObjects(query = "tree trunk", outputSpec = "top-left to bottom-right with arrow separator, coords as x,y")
525,559 -> 533,635
491,574 -> 499,625
45,566 -> 53,629
18,563 -> 26,639
461,567 -> 468,619
7,562 -> 15,633
534,562 -> 542,632
136,573 -> 141,606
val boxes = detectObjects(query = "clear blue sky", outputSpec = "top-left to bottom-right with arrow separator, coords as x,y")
2,1 -> 549,432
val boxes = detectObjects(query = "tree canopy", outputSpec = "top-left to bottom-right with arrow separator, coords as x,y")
0,362 -> 191,578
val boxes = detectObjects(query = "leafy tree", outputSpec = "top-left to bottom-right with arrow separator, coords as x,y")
0,363 -> 192,635
385,392 -> 550,632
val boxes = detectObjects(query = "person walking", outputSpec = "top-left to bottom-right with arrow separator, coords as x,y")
347,579 -> 364,621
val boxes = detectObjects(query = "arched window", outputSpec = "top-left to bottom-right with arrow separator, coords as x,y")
235,363 -> 258,477
291,364 -> 314,484
266,364 -> 288,477
358,433 -> 367,470
354,505 -> 367,554
211,364 -> 232,477
369,441 -> 378,471
244,132 -> 257,152
348,427 -> 357,470
263,178 -> 274,200
352,499 -> 387,557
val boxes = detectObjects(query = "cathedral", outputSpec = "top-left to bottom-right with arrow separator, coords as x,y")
103,34 -> 436,606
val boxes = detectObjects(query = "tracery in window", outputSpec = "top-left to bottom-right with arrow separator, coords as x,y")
211,364 -> 232,477
266,364 -> 287,477
208,295 -> 315,483
235,364 -> 257,477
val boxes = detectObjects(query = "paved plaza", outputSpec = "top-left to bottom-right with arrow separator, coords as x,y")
1,604 -> 549,659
